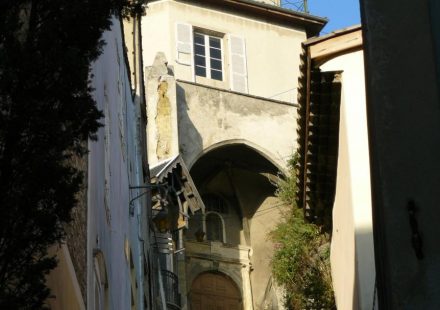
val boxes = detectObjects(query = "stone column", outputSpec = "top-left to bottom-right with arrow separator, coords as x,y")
241,264 -> 254,310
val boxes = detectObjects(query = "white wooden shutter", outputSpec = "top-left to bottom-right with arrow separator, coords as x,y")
228,34 -> 248,93
175,22 -> 193,66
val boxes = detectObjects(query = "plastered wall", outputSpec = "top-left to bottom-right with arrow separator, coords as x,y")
142,0 -> 305,103
321,51 -> 375,310
87,17 -> 146,309
176,81 -> 296,171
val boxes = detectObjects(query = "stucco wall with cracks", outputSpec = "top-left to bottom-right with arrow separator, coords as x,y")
145,52 -> 179,166
176,80 -> 296,172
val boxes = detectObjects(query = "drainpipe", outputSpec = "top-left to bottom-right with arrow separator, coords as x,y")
157,258 -> 167,310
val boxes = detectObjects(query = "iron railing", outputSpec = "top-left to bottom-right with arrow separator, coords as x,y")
281,0 -> 308,13
161,269 -> 181,308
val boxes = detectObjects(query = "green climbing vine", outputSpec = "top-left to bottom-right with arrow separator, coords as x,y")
270,155 -> 336,309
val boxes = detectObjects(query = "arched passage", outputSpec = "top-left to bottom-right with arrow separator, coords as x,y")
187,139 -> 285,173
187,143 -> 281,245
186,143 -> 286,309
190,272 -> 242,310
190,143 -> 280,215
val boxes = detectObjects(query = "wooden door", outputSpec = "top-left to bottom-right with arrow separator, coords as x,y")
190,272 -> 241,310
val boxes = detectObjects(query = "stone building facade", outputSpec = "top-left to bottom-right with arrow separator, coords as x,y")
141,1 -> 326,309
44,2 -> 332,309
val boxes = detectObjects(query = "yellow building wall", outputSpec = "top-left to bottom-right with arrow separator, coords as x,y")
46,245 -> 85,310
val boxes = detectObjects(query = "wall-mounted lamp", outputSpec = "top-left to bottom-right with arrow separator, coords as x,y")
153,207 -> 170,233
128,183 -> 168,216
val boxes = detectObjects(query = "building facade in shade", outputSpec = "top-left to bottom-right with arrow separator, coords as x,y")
296,25 -> 376,309
86,15 -> 150,310
141,1 -> 326,309
360,1 -> 440,308
45,14 -> 152,310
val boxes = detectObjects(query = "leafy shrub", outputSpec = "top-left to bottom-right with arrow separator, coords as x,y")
270,155 -> 335,309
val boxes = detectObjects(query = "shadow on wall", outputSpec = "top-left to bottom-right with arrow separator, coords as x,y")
176,84 -> 203,164
335,226 -> 375,310
353,228 -> 376,310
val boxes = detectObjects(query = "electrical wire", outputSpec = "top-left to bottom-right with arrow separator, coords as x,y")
268,87 -> 297,98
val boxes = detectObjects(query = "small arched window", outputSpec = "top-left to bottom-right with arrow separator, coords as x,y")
205,212 -> 224,242
201,194 -> 228,243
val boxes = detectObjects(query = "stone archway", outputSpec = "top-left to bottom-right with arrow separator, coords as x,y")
190,272 -> 242,310
186,143 -> 286,309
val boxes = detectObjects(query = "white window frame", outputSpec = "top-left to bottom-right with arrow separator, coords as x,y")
193,32 -> 224,81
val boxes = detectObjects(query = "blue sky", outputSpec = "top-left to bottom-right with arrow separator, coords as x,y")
308,0 -> 361,33
283,0 -> 361,34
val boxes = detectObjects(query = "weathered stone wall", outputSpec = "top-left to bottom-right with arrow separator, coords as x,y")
176,80 -> 297,171
145,53 -> 179,166
156,80 -> 173,159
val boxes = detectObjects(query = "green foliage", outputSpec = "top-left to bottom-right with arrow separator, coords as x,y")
0,1 -> 144,308
275,154 -> 299,204
270,155 -> 335,309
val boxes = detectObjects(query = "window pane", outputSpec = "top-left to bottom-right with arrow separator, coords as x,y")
194,33 -> 205,45
194,33 -> 224,81
195,55 -> 206,66
210,47 -> 221,59
195,66 -> 206,77
194,44 -> 205,56
210,58 -> 222,70
209,37 -> 221,49
211,69 -> 223,81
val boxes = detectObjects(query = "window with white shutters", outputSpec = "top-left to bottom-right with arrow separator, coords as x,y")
175,23 -> 248,92
194,32 -> 223,81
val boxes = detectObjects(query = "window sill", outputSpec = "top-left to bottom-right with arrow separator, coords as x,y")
195,75 -> 227,90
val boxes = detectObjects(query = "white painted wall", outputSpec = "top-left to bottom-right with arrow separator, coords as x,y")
142,0 -> 306,103
321,51 -> 376,310
87,17 -> 146,310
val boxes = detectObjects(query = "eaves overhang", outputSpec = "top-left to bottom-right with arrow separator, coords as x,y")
295,25 -> 364,228
152,0 -> 327,37
150,154 -> 205,214
304,24 -> 363,65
